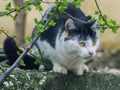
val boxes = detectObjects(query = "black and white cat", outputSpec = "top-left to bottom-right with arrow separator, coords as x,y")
4,4 -> 99,75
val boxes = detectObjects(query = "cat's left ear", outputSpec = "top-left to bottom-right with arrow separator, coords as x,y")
65,19 -> 76,32
90,19 -> 99,32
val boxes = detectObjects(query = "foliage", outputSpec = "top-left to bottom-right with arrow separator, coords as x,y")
95,11 -> 119,33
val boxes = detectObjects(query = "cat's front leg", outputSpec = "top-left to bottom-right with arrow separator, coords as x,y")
52,60 -> 68,75
72,64 -> 89,76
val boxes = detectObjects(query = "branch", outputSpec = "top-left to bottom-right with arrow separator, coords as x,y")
94,0 -> 107,24
0,29 -> 10,37
0,0 -> 68,17
0,4 -> 28,17
63,11 -> 88,24
0,4 -> 60,86
63,11 -> 120,29
98,25 -> 120,29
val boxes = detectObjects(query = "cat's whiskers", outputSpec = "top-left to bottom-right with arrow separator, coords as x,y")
65,52 -> 80,60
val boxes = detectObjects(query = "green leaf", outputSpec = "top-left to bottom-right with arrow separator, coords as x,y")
19,60 -> 26,66
0,12 -> 3,15
95,10 -> 99,15
26,6 -> 32,11
48,11 -> 53,16
72,0 -> 83,8
36,5 -> 43,11
34,58 -> 40,65
16,5 -> 21,12
100,28 -> 105,33
49,20 -> 56,26
13,14 -> 18,21
17,51 -> 21,56
25,0 -> 32,11
2,62 -> 9,67
58,3 -> 68,13
25,36 -> 33,43
54,13 -> 59,19
34,18 -> 39,25
112,28 -> 117,33
5,2 -> 12,12
103,15 -> 108,21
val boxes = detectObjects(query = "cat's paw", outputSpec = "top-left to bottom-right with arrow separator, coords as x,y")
82,64 -> 89,73
73,64 -> 89,76
53,65 -> 68,75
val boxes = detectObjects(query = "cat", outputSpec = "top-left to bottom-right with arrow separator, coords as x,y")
3,4 -> 99,75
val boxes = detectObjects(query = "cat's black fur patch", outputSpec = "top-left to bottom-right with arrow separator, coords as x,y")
3,37 -> 39,70
32,4 -> 95,48
73,21 -> 97,41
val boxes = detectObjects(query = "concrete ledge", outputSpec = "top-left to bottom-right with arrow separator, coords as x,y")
1,69 -> 120,90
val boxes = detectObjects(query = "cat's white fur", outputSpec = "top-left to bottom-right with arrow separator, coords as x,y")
32,19 -> 99,75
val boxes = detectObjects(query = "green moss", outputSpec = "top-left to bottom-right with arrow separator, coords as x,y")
0,69 -> 120,90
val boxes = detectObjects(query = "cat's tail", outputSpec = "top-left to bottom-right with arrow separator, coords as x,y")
3,36 -> 40,70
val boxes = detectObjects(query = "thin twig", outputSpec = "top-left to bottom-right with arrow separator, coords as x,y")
0,5 -> 28,17
0,0 -> 62,17
98,25 -> 120,29
92,25 -> 120,30
0,4 -> 60,86
94,0 -> 107,24
0,54 -> 6,57
0,30 -> 9,37
64,11 -> 120,29
63,11 -> 88,24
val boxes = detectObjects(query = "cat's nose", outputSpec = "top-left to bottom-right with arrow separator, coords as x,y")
88,52 -> 94,56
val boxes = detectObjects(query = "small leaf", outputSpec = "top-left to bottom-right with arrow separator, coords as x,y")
72,0 -> 82,8
34,18 -> 39,25
5,2 -> 12,12
26,6 -> 32,11
13,14 -> 18,21
19,60 -> 26,66
16,5 -> 21,12
17,51 -> 21,55
25,0 -> 32,11
95,10 -> 99,15
25,36 -> 33,43
2,62 -> 9,67
34,58 -> 40,65
49,20 -> 56,26
100,28 -> 105,33
103,15 -> 108,21
48,11 -> 53,15
112,27 -> 118,33
0,12 -> 3,15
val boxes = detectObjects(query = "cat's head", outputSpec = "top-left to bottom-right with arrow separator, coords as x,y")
59,18 -> 99,59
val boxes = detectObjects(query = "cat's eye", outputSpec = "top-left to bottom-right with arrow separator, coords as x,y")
79,42 -> 85,47
92,42 -> 96,46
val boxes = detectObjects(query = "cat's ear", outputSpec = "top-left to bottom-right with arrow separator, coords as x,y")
65,19 -> 76,32
90,19 -> 98,32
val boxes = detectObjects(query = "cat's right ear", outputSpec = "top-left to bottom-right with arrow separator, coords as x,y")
65,19 -> 75,32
